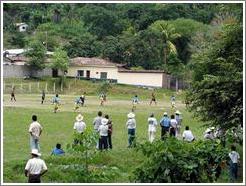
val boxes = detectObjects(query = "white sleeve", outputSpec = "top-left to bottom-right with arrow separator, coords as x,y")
25,160 -> 31,170
73,123 -> 76,130
182,131 -> 185,138
42,160 -> 48,170
154,119 -> 158,126
28,125 -> 32,132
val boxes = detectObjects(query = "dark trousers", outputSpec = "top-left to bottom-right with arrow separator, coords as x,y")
11,94 -> 16,101
161,126 -> 169,140
41,96 -> 45,104
108,134 -> 112,149
229,162 -> 238,182
99,136 -> 108,150
170,127 -> 176,137
128,129 -> 136,147
28,174 -> 41,183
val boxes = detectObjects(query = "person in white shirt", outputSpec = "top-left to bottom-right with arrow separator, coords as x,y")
148,113 -> 158,143
93,111 -> 103,149
169,115 -> 177,137
29,115 -> 43,151
25,149 -> 48,183
126,112 -> 136,147
229,145 -> 240,182
182,126 -> 195,142
98,118 -> 109,150
73,114 -> 86,145
175,110 -> 182,137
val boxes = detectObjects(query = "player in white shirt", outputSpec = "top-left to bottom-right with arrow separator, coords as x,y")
29,115 -> 43,151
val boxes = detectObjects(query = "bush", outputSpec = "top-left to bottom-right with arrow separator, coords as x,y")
131,138 -> 228,183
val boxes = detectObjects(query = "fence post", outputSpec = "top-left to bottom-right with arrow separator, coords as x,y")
68,83 -> 71,91
45,83 -> 48,92
12,83 -> 14,89
37,82 -> 40,90
53,82 -> 56,93
4,81 -> 5,90
29,83 -> 31,93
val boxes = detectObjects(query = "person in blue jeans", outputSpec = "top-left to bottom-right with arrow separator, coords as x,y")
126,112 -> 136,147
51,143 -> 65,155
229,145 -> 240,182
159,112 -> 170,140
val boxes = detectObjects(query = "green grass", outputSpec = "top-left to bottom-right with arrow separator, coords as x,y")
2,78 -> 243,183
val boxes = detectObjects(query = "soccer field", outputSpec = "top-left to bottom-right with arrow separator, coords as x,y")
3,93 -> 207,182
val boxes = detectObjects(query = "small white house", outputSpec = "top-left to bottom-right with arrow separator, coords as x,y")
15,23 -> 28,32
67,57 -> 172,88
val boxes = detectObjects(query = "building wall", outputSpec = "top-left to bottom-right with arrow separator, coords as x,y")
3,65 -> 53,78
3,65 -> 32,78
117,72 -> 163,87
67,66 -> 119,80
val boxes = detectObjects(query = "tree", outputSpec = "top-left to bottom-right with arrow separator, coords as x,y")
150,21 -> 180,65
50,47 -> 69,76
186,23 -> 243,130
25,40 -> 46,71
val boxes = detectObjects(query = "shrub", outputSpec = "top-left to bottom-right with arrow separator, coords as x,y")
131,138 -> 228,183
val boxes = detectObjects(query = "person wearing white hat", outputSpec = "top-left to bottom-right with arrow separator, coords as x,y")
24,149 -> 48,183
126,112 -> 136,147
159,112 -> 170,140
204,128 -> 214,140
98,118 -> 109,150
175,110 -> 182,137
148,113 -> 158,143
73,114 -> 86,144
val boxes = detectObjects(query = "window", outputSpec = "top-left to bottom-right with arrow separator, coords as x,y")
77,70 -> 84,77
100,72 -> 107,79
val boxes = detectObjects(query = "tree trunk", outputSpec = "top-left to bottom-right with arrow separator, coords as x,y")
175,77 -> 179,92
163,47 -> 167,65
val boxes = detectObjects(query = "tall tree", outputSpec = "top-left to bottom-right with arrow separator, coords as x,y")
50,47 -> 69,76
25,40 -> 46,71
150,21 -> 180,65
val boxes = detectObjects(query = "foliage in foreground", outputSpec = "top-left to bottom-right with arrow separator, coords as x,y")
132,138 -> 228,183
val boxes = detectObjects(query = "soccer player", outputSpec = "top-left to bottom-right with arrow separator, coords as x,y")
132,95 -> 139,112
150,91 -> 157,105
52,94 -> 60,113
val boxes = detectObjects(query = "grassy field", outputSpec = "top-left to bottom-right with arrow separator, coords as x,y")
2,79 -> 243,183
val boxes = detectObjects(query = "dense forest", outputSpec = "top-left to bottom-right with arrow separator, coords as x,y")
3,3 -> 243,74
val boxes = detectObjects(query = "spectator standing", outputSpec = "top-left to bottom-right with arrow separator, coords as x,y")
148,113 -> 158,143
105,115 -> 113,149
175,110 -> 182,137
159,112 -> 170,140
73,114 -> 86,144
29,115 -> 43,151
229,145 -> 240,182
126,112 -> 136,147
93,111 -> 103,148
98,118 -> 109,151
24,149 -> 48,183
170,115 -> 177,137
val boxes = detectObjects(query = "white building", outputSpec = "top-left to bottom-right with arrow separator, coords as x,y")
67,57 -> 172,88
